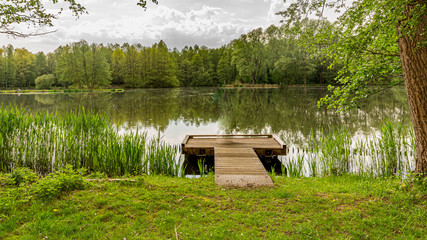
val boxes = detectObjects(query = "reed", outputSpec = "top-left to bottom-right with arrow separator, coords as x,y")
283,119 -> 415,178
286,154 -> 304,178
0,105 -> 181,177
197,158 -> 206,177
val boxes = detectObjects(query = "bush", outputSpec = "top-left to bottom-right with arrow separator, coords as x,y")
9,168 -> 39,186
35,74 -> 55,89
32,165 -> 86,201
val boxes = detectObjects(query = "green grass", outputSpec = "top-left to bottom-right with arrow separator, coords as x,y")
0,89 -> 124,94
0,173 -> 425,239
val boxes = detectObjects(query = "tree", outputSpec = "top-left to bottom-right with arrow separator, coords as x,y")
1,0 -> 158,37
56,44 -> 82,88
111,48 -> 126,85
122,45 -> 142,87
278,0 -> 427,175
3,45 -> 16,88
217,46 -> 237,85
56,41 -> 111,89
13,48 -> 35,87
35,74 -> 55,89
148,40 -> 179,87
85,43 -> 111,89
34,52 -> 48,77
232,28 -> 267,84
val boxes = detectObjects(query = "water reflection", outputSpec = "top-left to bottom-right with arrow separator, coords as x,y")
0,86 -> 410,146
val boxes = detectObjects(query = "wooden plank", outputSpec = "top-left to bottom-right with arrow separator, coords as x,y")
214,147 -> 273,187
184,137 -> 285,150
181,134 -> 286,187
189,134 -> 272,138
215,175 -> 273,187
273,134 -> 286,148
181,135 -> 190,150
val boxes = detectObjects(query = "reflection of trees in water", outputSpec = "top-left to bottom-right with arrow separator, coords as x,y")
0,86 -> 410,145
0,88 -> 220,131
215,87 -> 410,146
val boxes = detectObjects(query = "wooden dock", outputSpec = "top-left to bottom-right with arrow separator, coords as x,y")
181,135 -> 286,187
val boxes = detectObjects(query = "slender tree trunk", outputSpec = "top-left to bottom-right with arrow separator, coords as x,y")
397,1 -> 427,176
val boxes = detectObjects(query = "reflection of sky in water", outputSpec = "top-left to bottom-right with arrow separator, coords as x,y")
123,120 -> 274,145
140,120 -> 221,145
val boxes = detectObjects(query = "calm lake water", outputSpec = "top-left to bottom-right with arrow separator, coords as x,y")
0,86 -> 411,147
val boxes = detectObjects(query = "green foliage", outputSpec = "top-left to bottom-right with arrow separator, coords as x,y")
407,173 -> 427,196
277,0 -> 426,111
1,23 -> 341,89
13,48 -> 36,87
35,74 -> 55,89
0,0 -> 86,37
9,168 -> 39,186
34,52 -> 48,76
232,28 -> 266,84
111,48 -> 126,85
56,41 -> 111,89
32,165 -> 86,201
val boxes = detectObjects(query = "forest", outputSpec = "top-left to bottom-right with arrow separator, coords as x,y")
0,23 -> 340,89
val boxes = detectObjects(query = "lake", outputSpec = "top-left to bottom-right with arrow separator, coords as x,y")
0,86 -> 411,147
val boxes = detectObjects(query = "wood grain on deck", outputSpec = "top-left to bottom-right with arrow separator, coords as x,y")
214,147 -> 273,187
185,137 -> 283,149
182,135 -> 285,188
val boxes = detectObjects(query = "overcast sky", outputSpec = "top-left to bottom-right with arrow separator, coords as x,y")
0,0 -> 288,53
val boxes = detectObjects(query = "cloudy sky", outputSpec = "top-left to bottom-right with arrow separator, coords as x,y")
0,0 -> 287,53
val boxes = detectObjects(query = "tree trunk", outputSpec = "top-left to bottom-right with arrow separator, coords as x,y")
397,1 -> 427,176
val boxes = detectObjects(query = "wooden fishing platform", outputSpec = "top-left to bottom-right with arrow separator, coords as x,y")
181,135 -> 286,187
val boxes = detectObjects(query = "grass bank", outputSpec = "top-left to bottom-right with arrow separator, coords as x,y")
0,89 -> 124,94
0,169 -> 425,239
221,84 -> 280,89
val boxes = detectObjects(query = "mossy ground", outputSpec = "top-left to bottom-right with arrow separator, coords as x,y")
1,174 -> 426,239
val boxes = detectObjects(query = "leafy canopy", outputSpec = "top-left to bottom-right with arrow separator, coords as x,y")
278,0 -> 426,111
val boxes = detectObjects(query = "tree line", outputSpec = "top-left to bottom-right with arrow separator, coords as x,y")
0,23 -> 340,89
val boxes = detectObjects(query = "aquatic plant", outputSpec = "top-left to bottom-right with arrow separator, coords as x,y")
282,119 -> 415,178
0,105 -> 181,177
197,158 -> 206,177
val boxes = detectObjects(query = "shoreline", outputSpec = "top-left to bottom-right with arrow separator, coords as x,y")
0,89 -> 124,94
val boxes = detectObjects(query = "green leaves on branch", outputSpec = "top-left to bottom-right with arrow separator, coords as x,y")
137,0 -> 159,9
0,0 -> 87,37
278,0 -> 425,111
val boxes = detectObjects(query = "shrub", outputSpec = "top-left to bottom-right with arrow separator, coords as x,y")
9,168 -> 39,186
32,165 -> 86,201
35,74 -> 55,89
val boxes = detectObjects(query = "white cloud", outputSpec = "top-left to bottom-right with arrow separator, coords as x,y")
0,0 -> 283,52
265,0 -> 285,22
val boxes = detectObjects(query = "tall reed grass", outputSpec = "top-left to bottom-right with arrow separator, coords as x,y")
0,105 -> 182,177
282,119 -> 416,178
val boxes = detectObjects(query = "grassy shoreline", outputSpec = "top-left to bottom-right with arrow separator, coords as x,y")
0,89 -> 124,94
221,84 -> 280,89
1,172 -> 425,239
